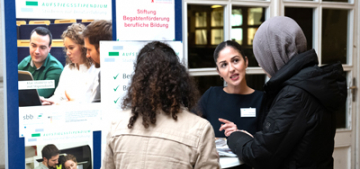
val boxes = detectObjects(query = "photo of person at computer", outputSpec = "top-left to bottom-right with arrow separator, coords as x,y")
40,23 -> 100,105
25,143 -> 92,169
17,19 -> 112,106
18,26 -> 64,99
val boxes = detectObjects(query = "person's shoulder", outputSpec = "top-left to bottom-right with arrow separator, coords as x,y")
203,86 -> 223,96
209,86 -> 223,92
34,163 -> 46,169
109,109 -> 132,129
180,109 -> 212,127
59,64 -> 73,73
252,90 -> 264,97
88,64 -> 100,74
47,54 -> 64,69
275,85 -> 305,104
63,64 -> 72,70
18,55 -> 31,68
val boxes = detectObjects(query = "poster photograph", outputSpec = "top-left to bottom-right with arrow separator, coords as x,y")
25,141 -> 93,169
15,0 -> 112,168
16,0 -> 112,107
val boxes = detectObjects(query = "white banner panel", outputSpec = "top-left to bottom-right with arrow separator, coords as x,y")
116,0 -> 175,40
19,103 -> 103,138
100,41 -> 183,107
16,0 -> 112,19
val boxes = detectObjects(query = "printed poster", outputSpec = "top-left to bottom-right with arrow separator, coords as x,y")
116,0 -> 175,40
15,1 -> 112,168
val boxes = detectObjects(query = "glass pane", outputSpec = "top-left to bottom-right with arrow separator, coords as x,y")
211,8 -> 224,27
285,7 -> 313,50
334,71 -> 348,129
231,6 -> 265,67
247,28 -> 257,45
322,9 -> 348,64
231,28 -> 243,45
248,8 -> 263,25
323,0 -> 348,2
195,12 -> 207,27
188,4 -> 224,68
193,76 -> 224,96
246,74 -> 266,91
195,30 -> 207,45
211,29 -> 223,45
231,9 -> 242,26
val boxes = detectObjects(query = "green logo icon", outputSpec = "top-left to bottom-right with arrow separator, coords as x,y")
26,1 -> 38,6
31,133 -> 41,137
109,52 -> 119,56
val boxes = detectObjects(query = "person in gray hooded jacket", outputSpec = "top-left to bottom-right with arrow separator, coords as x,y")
220,16 -> 347,169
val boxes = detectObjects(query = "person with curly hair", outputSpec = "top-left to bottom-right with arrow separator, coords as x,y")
63,154 -> 77,169
102,41 -> 220,169
41,23 -> 100,105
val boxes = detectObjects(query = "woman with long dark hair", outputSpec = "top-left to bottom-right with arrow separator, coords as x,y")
102,41 -> 220,169
198,40 -> 263,139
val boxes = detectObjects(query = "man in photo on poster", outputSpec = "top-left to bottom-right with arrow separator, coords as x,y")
35,144 -> 60,169
83,20 -> 112,102
18,27 -> 64,98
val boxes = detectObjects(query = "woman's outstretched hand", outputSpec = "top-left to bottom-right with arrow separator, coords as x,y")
219,118 -> 254,138
219,118 -> 238,137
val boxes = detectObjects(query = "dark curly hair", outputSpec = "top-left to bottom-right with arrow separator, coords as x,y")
122,41 -> 200,129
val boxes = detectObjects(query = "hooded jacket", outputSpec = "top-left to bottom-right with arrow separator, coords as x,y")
227,49 -> 347,169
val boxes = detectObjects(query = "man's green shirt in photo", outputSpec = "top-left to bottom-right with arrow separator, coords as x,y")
18,53 -> 64,98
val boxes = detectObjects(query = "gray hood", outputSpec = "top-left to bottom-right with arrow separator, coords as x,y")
253,16 -> 307,77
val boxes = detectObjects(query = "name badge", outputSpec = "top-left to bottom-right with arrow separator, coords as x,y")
240,108 -> 256,117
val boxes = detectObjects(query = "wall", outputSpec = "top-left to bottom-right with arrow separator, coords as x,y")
0,0 -> 5,167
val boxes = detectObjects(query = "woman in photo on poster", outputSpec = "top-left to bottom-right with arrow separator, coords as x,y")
41,23 -> 100,105
102,41 -> 220,169
63,154 -> 78,169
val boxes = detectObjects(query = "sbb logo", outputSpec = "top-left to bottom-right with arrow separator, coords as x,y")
23,114 -> 34,120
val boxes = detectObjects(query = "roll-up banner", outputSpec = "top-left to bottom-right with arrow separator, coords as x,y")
5,0 -> 180,168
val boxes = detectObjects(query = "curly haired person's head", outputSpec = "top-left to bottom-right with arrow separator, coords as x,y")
61,23 -> 90,69
122,41 -> 200,129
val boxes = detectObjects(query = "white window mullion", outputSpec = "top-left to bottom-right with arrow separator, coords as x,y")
347,9 -> 354,66
316,5 -> 322,65
224,2 -> 231,41
270,0 -> 281,17
182,1 -> 189,69
283,1 -> 320,8
189,68 -> 218,76
356,0 -> 360,168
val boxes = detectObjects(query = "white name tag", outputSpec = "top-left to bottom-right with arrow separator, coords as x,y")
240,108 -> 256,117
18,80 -> 55,90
